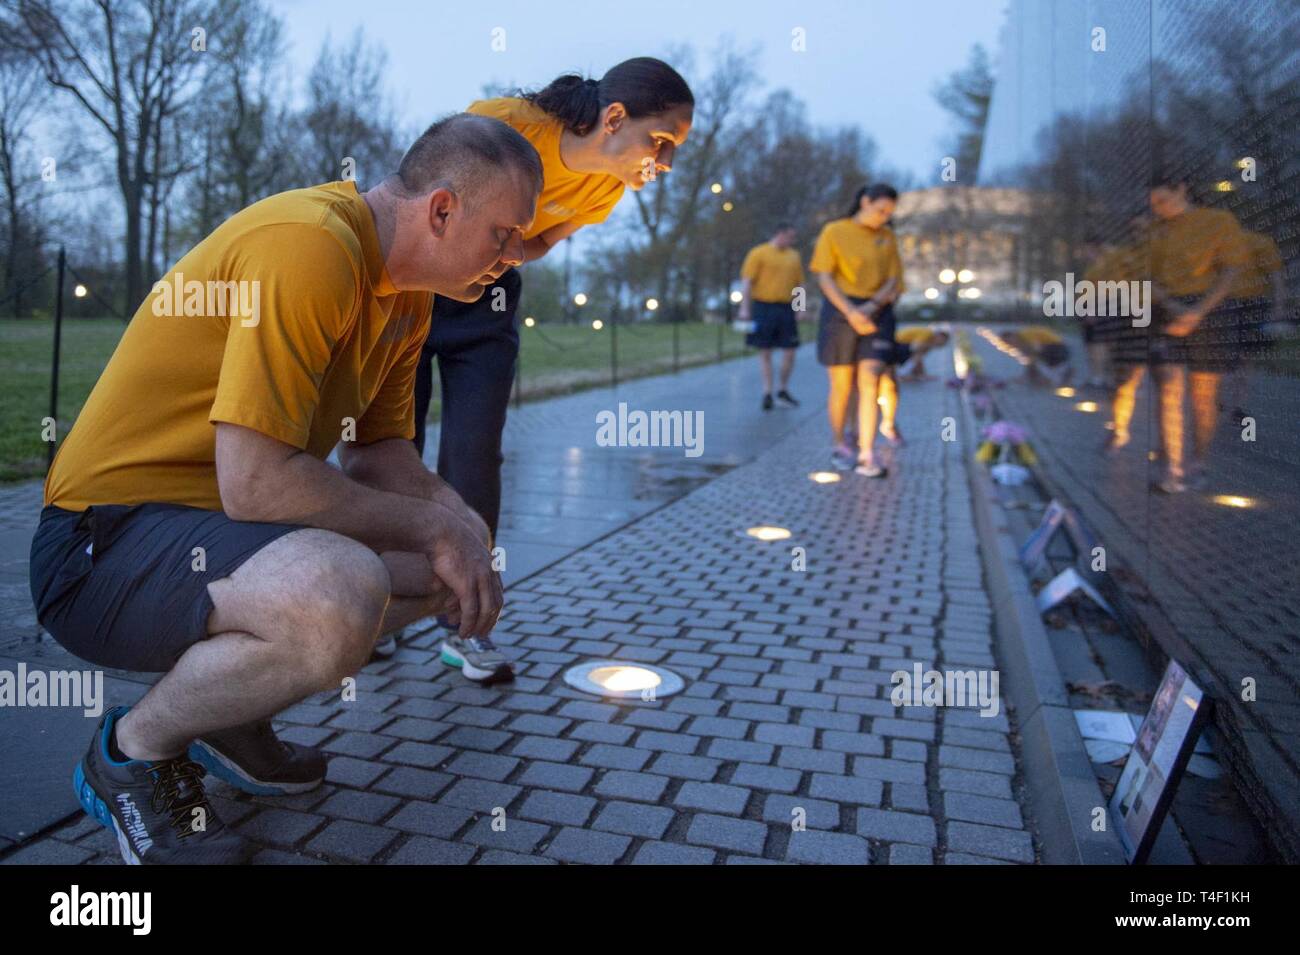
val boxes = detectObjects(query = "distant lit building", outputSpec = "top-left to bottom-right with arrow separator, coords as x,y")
894,186 -> 1036,308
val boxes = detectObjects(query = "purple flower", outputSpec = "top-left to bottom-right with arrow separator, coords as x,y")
981,420 -> 1028,444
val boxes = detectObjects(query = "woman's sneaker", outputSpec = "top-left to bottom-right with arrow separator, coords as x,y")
188,718 -> 326,796
75,706 -> 253,864
879,423 -> 905,447
441,635 -> 515,684
855,456 -> 887,478
831,443 -> 856,470
1152,475 -> 1187,494
1102,432 -> 1130,456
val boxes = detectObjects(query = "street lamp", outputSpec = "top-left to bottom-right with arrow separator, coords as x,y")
74,284 -> 87,298
591,319 -> 603,330
710,182 -> 723,194
646,298 -> 658,311
957,268 -> 975,284
573,292 -> 587,306
722,201 -> 734,212
939,269 -> 957,285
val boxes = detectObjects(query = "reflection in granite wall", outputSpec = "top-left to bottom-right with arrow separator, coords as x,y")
978,0 -> 1299,859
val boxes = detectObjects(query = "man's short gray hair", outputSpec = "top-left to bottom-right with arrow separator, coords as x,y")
396,113 -> 543,208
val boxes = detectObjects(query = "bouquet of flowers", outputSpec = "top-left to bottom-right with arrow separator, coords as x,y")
976,419 -> 1039,470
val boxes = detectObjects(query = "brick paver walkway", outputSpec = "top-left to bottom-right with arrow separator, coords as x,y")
3,350 -> 1038,865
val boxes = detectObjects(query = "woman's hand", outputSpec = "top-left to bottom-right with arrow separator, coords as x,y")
846,307 -> 877,336
1165,310 -> 1203,337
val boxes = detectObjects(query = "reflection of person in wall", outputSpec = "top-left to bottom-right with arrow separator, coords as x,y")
1001,325 -> 1072,386
1102,215 -> 1153,455
1144,172 -> 1248,494
1078,234 -> 1130,388
1223,228 -> 1289,425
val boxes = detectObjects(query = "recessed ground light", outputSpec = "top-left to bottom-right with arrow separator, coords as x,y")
743,525 -> 791,541
564,661 -> 685,700
808,471 -> 841,484
1075,401 -> 1098,413
1055,386 -> 1076,397
1212,495 -> 1256,509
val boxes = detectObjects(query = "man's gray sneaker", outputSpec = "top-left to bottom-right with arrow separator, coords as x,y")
441,635 -> 515,684
188,718 -> 326,796
75,706 -> 253,864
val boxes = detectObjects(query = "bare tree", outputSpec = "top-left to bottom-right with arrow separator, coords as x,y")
0,45 -> 49,315
296,29 -> 404,188
626,41 -> 759,317
177,0 -> 291,245
3,0 -> 220,311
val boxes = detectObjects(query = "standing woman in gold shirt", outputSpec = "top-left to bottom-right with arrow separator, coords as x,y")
402,58 -> 694,676
810,183 -> 905,478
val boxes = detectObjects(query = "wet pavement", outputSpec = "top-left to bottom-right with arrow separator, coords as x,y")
0,347 -> 828,852
8,337 -> 1044,866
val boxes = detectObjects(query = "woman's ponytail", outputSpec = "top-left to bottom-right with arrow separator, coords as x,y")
522,57 -> 693,136
523,74 -> 604,136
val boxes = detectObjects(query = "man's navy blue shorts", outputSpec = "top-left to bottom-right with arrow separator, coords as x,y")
746,300 -> 800,350
29,503 -> 302,673
817,298 -> 897,367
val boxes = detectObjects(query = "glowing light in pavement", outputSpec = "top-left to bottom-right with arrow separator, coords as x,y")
1212,495 -> 1255,509
746,525 -> 791,541
590,665 -> 661,692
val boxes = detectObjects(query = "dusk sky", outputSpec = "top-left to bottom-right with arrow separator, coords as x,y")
272,0 -> 1007,182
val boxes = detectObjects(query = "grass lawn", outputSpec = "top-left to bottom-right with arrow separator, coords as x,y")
0,318 -> 127,482
0,317 -> 753,483
513,320 -> 750,400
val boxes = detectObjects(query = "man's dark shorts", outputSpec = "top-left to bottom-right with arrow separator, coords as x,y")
30,503 -> 302,673
1038,341 -> 1070,367
746,300 -> 799,350
817,299 -> 897,367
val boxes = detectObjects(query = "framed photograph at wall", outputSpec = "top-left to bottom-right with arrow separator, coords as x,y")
1109,660 -> 1213,864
